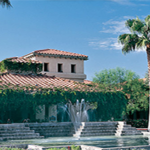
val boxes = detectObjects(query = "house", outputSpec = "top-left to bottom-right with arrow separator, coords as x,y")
0,49 -> 90,122
22,49 -> 88,82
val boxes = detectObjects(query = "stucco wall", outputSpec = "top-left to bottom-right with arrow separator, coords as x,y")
31,56 -> 86,82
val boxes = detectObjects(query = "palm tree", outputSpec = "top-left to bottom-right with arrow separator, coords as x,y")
118,15 -> 150,131
0,0 -> 11,7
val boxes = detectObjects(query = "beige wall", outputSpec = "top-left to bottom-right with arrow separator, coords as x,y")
31,56 -> 86,82
36,105 -> 45,121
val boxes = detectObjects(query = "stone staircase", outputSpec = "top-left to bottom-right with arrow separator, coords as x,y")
0,122 -> 142,140
0,124 -> 43,140
115,121 -> 143,136
26,122 -> 75,137
73,122 -> 143,137
73,122 -> 118,137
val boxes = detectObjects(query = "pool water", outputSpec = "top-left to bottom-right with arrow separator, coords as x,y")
0,135 -> 149,148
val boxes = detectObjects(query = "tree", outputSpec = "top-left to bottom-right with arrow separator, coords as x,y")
93,67 -> 139,88
0,0 -> 11,7
123,79 -> 149,118
93,68 -> 149,120
118,15 -> 150,130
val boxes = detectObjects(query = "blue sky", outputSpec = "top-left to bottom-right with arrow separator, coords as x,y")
0,0 -> 149,80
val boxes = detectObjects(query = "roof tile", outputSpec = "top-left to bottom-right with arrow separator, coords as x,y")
0,73 -> 89,90
5,57 -> 42,64
23,49 -> 88,60
34,49 -> 87,58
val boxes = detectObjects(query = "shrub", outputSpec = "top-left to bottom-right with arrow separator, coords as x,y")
127,119 -> 148,128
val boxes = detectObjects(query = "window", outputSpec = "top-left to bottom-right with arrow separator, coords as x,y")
71,64 -> 76,73
58,64 -> 63,72
44,63 -> 49,72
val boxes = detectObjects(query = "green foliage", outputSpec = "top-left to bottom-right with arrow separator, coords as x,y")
127,119 -> 148,128
144,71 -> 149,85
118,15 -> 150,53
47,146 -> 80,150
118,34 -> 139,53
71,145 -> 80,150
123,79 -> 149,114
93,67 -> 139,86
96,91 -> 127,121
0,83 -> 127,122
0,60 -> 43,74
0,0 -> 12,7
47,148 -> 67,150
93,68 -> 149,115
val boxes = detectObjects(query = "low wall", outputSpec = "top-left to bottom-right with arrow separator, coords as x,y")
0,144 -> 28,149
81,145 -> 150,150
28,145 -> 150,150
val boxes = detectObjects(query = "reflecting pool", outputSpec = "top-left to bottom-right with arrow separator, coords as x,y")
0,135 -> 149,148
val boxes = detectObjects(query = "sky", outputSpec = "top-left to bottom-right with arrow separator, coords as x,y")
0,0 -> 150,81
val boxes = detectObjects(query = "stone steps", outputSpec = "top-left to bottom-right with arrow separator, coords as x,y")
0,130 -> 35,134
0,128 -> 31,131
3,136 -> 44,140
38,130 -> 75,133
44,134 -> 73,137
0,133 -> 39,137
81,130 -> 116,133
30,129 -> 74,132
74,122 -> 143,137
121,133 -> 143,136
0,124 -> 43,140
80,133 -> 115,137
73,122 -> 117,137
83,127 -> 117,129
27,122 -> 75,137
30,127 -> 74,130
115,122 -> 142,136
82,128 -> 117,131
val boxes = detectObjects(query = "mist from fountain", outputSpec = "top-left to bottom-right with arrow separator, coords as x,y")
58,99 -> 92,132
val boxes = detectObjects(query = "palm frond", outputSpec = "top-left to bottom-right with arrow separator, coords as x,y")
136,37 -> 149,49
118,34 -> 130,45
118,34 -> 138,45
145,15 -> 150,24
125,19 -> 136,28
125,18 -> 145,33
122,43 -> 135,54
119,34 -> 139,54
0,0 -> 11,7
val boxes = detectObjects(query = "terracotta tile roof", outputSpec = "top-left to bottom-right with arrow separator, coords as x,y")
23,49 -> 88,60
5,57 -> 42,64
0,73 -> 87,89
141,78 -> 147,82
84,80 -> 92,84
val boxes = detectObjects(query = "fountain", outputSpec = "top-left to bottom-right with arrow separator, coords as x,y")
0,99 -> 148,149
66,99 -> 92,131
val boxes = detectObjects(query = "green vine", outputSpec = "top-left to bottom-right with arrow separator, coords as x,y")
0,60 -> 43,74
0,83 -> 127,123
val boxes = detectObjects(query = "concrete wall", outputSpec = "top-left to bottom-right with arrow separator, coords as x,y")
36,105 -> 45,121
48,105 -> 57,122
31,56 -> 86,82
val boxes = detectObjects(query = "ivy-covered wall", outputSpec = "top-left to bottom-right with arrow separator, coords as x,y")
0,88 -> 127,123
0,60 -> 43,74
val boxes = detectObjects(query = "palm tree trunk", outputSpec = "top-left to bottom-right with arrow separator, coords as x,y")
146,47 -> 150,131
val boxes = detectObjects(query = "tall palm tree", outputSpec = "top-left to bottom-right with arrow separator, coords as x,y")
0,0 -> 11,7
118,15 -> 150,131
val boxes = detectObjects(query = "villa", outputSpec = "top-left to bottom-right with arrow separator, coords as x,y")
0,48 -> 126,124
22,49 -> 88,82
0,49 -> 91,122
